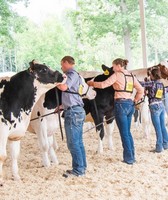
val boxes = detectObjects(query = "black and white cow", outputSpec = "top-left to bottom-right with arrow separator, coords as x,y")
0,60 -> 65,186
29,75 -> 96,167
29,65 -> 115,169
84,65 -> 115,153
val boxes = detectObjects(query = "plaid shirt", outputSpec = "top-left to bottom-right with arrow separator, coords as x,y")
140,80 -> 165,104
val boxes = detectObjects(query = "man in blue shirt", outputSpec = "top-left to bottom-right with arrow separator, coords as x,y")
57,56 -> 86,177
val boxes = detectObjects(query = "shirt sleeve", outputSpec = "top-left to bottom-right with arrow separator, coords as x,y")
93,73 -> 117,89
66,71 -> 78,89
134,77 -> 144,102
140,81 -> 153,88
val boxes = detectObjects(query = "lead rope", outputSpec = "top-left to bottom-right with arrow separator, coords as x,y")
92,98 -> 102,131
55,88 -> 64,141
84,99 -> 145,134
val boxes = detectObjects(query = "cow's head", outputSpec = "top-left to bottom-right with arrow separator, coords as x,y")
101,64 -> 114,76
161,59 -> 168,68
28,60 -> 63,85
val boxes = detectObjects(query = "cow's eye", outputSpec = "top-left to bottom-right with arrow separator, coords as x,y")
40,68 -> 47,73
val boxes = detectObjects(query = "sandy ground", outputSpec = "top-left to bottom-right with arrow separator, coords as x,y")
0,122 -> 168,200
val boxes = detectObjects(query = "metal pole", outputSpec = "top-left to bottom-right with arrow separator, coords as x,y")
139,0 -> 148,68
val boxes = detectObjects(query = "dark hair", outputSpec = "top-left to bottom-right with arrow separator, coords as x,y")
151,68 -> 161,80
112,58 -> 129,69
61,56 -> 75,64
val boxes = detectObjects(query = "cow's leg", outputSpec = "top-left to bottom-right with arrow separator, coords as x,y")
53,134 -> 58,150
97,124 -> 105,154
0,135 -> 8,186
97,131 -> 104,154
36,123 -> 51,167
141,97 -> 151,139
48,135 -> 59,165
9,140 -> 21,181
134,110 -> 140,129
105,120 -> 115,150
37,131 -> 50,167
93,112 -> 104,154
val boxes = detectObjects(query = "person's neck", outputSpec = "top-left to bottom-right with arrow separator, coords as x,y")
66,67 -> 74,72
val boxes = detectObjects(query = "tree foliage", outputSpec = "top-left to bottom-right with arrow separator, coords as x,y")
69,0 -> 168,68
15,16 -> 74,71
0,0 -> 168,72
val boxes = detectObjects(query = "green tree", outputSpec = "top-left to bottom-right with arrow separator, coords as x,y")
15,16 -> 75,71
0,0 -> 28,71
69,0 -> 168,69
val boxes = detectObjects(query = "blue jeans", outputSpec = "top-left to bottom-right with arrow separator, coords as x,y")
164,92 -> 168,115
64,106 -> 86,175
149,102 -> 168,152
114,100 -> 135,164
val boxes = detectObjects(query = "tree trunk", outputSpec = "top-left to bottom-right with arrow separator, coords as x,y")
14,48 -> 17,72
120,0 -> 132,69
154,47 -> 158,64
8,50 -> 12,71
2,49 -> 5,72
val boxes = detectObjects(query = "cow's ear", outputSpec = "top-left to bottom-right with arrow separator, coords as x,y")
102,64 -> 110,76
29,59 -> 38,73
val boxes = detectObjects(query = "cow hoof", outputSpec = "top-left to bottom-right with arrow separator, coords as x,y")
143,134 -> 149,140
42,162 -> 51,168
0,180 -> 4,187
51,160 -> 59,165
12,175 -> 21,181
97,149 -> 103,154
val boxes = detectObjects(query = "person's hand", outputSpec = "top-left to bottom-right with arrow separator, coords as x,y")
56,74 -> 67,86
87,81 -> 94,87
55,105 -> 64,113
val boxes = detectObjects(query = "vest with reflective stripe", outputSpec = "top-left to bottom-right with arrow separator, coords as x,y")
114,72 -> 134,94
147,81 -> 164,102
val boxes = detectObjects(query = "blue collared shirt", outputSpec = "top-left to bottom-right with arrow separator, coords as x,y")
62,68 -> 84,109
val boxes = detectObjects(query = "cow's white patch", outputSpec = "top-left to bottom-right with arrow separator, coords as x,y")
161,60 -> 168,68
97,130 -> 103,154
80,76 -> 96,100
105,121 -> 115,151
9,140 -> 21,181
140,96 -> 151,139
48,136 -> 59,165
30,95 -> 61,167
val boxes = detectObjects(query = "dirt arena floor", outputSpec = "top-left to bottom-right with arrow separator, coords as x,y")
0,122 -> 168,200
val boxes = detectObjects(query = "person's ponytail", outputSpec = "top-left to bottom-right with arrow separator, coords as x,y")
112,58 -> 129,69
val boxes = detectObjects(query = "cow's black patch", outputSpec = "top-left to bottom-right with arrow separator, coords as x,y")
0,80 -> 8,88
84,65 -> 115,140
13,123 -> 16,128
0,71 -> 37,124
37,111 -> 41,116
1,118 -> 7,125
43,88 -> 62,110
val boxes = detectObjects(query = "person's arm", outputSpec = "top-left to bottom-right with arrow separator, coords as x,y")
87,73 -> 117,89
57,84 -> 68,91
134,78 -> 144,102
56,71 -> 77,92
139,81 -> 153,88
